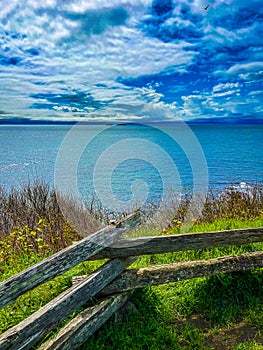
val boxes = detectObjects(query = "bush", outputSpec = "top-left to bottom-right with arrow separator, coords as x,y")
0,181 -> 101,258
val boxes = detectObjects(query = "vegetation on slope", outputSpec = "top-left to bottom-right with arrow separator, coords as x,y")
0,182 -> 263,349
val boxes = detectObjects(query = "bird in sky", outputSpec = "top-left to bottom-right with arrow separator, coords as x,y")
204,4 -> 210,10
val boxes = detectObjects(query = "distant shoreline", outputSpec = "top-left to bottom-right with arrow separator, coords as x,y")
1,118 -> 263,126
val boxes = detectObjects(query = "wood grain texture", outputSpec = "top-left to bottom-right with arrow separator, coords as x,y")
38,292 -> 134,350
90,227 -> 263,260
72,251 -> 263,295
0,257 -> 137,350
0,212 -> 140,310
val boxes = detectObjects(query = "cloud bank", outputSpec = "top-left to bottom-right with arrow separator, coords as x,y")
0,0 -> 262,123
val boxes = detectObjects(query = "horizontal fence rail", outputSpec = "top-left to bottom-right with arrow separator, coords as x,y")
95,251 -> 263,295
0,212 -> 262,350
90,227 -> 263,260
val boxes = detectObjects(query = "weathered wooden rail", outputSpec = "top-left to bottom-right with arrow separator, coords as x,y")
0,212 -> 263,350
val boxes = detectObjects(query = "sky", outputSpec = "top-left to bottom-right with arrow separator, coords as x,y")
0,0 -> 262,124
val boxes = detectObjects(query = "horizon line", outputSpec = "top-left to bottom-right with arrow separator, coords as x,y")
1,118 -> 263,126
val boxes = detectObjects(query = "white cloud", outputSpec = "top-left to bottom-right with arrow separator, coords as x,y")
53,106 -> 84,113
0,0 -> 262,122
212,82 -> 240,93
213,90 -> 238,98
227,62 -> 263,76
248,90 -> 263,96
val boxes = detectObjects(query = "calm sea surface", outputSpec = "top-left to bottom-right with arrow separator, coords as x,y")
0,124 -> 263,210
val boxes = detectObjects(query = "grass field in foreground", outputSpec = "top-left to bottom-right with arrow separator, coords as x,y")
0,216 -> 263,349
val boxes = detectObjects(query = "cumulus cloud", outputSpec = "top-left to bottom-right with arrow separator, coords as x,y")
0,0 -> 262,123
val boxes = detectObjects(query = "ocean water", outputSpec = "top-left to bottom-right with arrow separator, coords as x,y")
0,124 -> 263,211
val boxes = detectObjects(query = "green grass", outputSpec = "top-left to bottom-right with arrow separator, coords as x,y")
0,217 -> 262,349
82,270 -> 263,349
188,216 -> 263,233
0,258 -> 106,335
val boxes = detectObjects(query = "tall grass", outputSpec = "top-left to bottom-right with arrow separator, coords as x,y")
149,184 -> 263,232
1,181 -> 263,260
0,181 -> 102,260
0,181 -> 263,349
201,185 -> 263,222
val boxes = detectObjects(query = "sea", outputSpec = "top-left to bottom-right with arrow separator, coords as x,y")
0,123 -> 263,212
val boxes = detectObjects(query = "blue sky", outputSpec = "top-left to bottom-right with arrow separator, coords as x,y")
0,0 -> 262,123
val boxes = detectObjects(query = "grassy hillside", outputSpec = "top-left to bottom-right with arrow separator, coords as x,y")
0,183 -> 262,349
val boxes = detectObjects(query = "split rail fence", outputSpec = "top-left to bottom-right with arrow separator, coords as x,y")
0,212 -> 263,350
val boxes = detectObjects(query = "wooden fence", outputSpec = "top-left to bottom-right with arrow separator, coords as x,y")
0,212 -> 263,350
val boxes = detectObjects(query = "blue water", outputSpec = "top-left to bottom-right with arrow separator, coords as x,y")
0,124 -> 263,211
